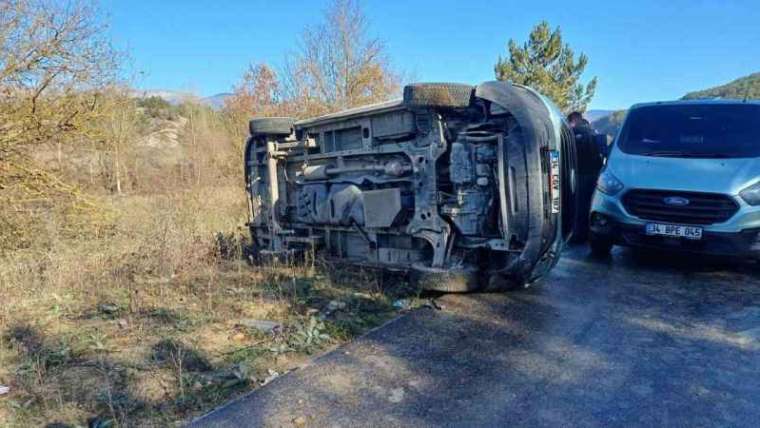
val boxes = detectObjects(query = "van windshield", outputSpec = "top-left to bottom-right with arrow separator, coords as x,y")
618,104 -> 760,158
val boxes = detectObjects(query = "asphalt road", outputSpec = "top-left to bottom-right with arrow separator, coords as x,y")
191,245 -> 760,427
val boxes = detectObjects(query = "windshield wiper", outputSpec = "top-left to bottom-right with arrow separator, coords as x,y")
679,153 -> 733,158
640,151 -> 733,158
639,151 -> 687,157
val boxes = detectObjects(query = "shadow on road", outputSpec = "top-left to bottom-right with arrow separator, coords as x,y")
191,245 -> 760,427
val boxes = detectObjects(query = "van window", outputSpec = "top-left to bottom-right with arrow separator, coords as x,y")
618,104 -> 760,158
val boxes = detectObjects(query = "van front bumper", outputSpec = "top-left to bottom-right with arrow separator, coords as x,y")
590,191 -> 760,258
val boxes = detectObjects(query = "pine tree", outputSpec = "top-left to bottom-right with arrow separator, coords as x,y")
495,21 -> 597,113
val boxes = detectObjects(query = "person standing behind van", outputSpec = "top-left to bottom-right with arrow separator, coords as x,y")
567,111 -> 605,242
567,111 -> 585,129
568,112 -> 607,158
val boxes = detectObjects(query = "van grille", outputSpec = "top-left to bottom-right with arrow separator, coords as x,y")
622,189 -> 739,225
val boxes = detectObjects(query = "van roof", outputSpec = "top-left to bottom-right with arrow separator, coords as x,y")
295,99 -> 404,128
630,99 -> 760,110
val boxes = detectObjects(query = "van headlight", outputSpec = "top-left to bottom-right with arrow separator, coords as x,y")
740,182 -> 760,206
597,171 -> 624,196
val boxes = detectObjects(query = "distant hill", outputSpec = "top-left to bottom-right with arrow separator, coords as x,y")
682,72 -> 760,100
133,89 -> 232,110
201,93 -> 233,109
134,89 -> 198,105
585,109 -> 615,122
592,110 -> 627,137
591,71 -> 760,137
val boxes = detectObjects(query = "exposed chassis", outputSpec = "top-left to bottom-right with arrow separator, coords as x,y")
244,81 -> 577,291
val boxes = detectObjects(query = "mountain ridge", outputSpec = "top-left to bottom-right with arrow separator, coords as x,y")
133,89 -> 232,110
682,72 -> 760,100
591,71 -> 760,136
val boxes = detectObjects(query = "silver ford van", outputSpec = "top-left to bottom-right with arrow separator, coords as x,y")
589,100 -> 760,258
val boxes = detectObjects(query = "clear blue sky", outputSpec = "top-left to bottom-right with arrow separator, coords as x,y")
102,0 -> 760,110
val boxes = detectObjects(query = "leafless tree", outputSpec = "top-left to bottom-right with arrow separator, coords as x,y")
0,0 -> 119,202
283,0 -> 400,117
224,63 -> 281,117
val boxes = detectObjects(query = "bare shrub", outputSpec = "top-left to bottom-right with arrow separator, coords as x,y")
0,0 -> 121,250
0,0 -> 119,196
283,0 -> 400,116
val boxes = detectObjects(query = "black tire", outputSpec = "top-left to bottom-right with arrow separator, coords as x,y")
403,83 -> 474,109
483,273 -> 525,292
411,265 -> 482,293
560,124 -> 581,243
249,117 -> 294,137
589,233 -> 613,256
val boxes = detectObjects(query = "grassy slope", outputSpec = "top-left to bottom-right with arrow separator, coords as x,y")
682,72 -> 760,100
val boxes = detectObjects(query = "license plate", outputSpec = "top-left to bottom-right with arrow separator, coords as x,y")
549,150 -> 560,214
645,223 -> 703,240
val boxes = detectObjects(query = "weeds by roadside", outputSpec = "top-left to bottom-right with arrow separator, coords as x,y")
0,186 -> 419,427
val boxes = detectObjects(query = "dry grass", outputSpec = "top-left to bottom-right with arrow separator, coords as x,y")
0,185 -> 414,427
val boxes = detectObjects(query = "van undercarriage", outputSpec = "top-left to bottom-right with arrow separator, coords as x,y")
244,82 -> 577,291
